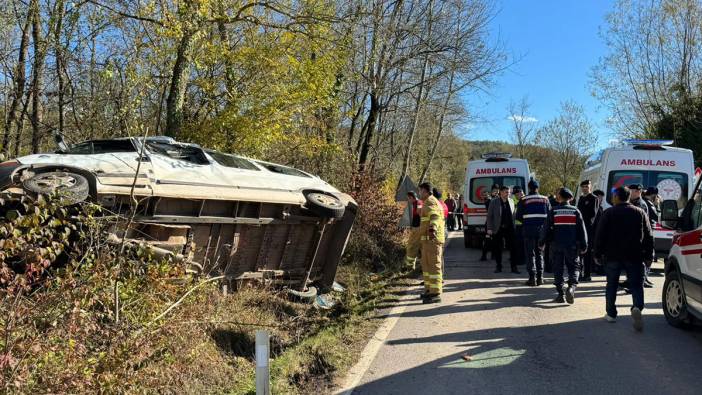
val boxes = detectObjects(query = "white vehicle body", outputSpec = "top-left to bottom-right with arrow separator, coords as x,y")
663,174 -> 702,326
7,138 -> 345,206
578,140 -> 694,252
462,154 -> 530,246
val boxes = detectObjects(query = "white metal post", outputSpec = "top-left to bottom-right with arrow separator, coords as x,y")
256,330 -> 271,395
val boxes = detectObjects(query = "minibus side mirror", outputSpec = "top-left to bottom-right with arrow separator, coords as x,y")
660,200 -> 679,223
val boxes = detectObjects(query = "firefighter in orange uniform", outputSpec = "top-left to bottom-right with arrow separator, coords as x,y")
418,182 -> 445,304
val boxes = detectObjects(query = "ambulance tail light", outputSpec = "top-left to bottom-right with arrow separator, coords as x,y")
624,139 -> 674,150
481,152 -> 512,162
463,203 -> 469,214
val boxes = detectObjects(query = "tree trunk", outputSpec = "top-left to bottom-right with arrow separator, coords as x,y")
357,93 -> 380,170
2,10 -> 32,154
30,0 -> 48,153
55,0 -> 66,137
165,30 -> 196,137
419,68 -> 455,183
398,0 -> 434,189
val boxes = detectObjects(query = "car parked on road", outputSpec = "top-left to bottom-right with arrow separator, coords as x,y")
660,172 -> 702,328
0,136 -> 357,296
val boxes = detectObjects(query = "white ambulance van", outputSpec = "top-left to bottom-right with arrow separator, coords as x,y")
660,174 -> 702,327
577,139 -> 695,252
462,153 -> 530,248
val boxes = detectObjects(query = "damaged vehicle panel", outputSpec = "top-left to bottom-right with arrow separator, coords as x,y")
0,137 -> 357,294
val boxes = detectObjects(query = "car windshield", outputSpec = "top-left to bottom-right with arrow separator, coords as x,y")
207,150 -> 260,171
607,170 -> 689,207
145,141 -> 210,165
469,176 -> 525,204
256,162 -> 311,178
60,140 -> 137,154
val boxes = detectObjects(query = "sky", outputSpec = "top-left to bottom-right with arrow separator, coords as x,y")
464,0 -> 616,150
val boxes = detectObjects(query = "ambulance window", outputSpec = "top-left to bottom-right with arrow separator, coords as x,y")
470,178 -> 495,204
607,170 -> 688,207
469,177 -> 525,204
607,171 -> 645,203
651,172 -> 688,208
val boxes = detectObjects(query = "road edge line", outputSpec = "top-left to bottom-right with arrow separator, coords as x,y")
334,290 -> 411,395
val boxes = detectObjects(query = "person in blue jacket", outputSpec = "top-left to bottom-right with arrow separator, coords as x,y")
515,179 -> 551,286
539,188 -> 588,304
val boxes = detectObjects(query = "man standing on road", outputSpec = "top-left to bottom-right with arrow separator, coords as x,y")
512,186 -> 525,269
643,187 -> 659,223
487,186 -> 519,274
629,183 -> 655,288
594,186 -> 653,331
480,189 -> 496,261
592,189 -> 606,275
434,188 -> 449,247
540,188 -> 587,303
516,180 -> 551,286
445,193 -> 457,231
544,192 -> 559,274
577,180 -> 599,282
455,194 -> 464,231
404,191 -> 423,269
419,182 -> 445,304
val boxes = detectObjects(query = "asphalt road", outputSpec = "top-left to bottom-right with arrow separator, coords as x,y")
344,232 -> 702,395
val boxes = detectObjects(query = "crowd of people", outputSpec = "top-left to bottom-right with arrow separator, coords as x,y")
404,178 -> 658,332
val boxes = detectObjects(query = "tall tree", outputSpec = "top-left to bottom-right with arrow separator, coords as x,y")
539,100 -> 597,187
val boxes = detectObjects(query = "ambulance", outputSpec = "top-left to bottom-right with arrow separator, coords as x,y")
462,153 -> 531,248
577,139 -> 695,252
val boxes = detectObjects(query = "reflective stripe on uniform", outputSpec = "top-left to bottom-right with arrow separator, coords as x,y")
421,217 -> 430,222
426,274 -> 441,279
554,214 -> 576,225
523,213 -> 548,219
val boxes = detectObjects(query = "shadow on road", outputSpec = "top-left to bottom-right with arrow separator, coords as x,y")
353,316 -> 702,395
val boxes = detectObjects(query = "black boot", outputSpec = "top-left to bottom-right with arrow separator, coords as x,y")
553,292 -> 565,303
525,276 -> 536,286
565,285 -> 575,304
422,293 -> 441,304
536,276 -> 544,286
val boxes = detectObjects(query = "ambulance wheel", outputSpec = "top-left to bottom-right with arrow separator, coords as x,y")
662,268 -> 691,328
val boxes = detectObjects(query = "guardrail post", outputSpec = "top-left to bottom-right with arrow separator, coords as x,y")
256,330 -> 271,395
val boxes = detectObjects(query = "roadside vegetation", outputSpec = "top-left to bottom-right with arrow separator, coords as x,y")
0,176 -> 414,393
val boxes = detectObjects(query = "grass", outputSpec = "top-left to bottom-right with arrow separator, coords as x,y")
1,253 -> 416,394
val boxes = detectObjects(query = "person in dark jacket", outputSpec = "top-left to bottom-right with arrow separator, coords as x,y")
592,189 -> 606,275
629,183 -> 655,288
515,180 -> 551,286
480,185 -> 500,261
511,186 -> 525,269
445,193 -> 457,231
455,194 -> 464,231
643,187 -> 659,224
487,186 -> 518,273
576,180 -> 599,282
628,184 -> 650,215
540,188 -> 587,303
594,186 -> 653,331
543,192 -> 559,273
